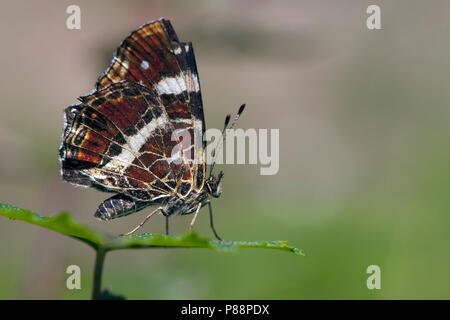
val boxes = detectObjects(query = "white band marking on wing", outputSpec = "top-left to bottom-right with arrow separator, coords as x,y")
156,74 -> 188,95
104,113 -> 168,171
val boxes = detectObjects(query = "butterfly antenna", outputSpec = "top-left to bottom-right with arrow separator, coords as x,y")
209,114 -> 230,177
209,104 -> 246,177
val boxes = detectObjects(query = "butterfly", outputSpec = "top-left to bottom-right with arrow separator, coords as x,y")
59,18 -> 244,239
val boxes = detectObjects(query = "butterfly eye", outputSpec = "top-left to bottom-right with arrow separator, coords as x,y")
209,178 -> 222,198
211,186 -> 222,198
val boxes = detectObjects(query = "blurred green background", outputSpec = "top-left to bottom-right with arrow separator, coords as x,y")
1,0 -> 450,299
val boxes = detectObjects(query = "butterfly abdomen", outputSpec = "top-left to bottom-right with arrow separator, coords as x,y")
94,194 -> 150,221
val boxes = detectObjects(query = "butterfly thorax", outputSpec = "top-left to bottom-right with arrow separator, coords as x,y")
161,190 -> 208,216
161,173 -> 223,216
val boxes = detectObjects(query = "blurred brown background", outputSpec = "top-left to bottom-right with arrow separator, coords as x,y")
1,0 -> 450,299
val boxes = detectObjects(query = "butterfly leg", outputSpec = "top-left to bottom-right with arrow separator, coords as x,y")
120,206 -> 163,236
165,215 -> 169,235
208,202 -> 223,241
189,203 -> 202,232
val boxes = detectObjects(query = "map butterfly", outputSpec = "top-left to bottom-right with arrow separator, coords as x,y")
59,18 -> 244,239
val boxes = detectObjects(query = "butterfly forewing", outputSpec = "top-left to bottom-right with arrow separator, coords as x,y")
96,19 -> 190,102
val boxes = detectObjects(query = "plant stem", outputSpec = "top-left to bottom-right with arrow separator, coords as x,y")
92,246 -> 107,300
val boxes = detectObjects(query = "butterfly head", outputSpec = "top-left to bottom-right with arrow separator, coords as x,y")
206,171 -> 224,198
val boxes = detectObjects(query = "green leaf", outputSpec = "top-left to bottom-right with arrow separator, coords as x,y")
0,203 -> 106,249
0,203 -> 304,255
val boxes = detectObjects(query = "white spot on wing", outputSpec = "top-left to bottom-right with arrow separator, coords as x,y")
141,60 -> 149,70
192,73 -> 200,92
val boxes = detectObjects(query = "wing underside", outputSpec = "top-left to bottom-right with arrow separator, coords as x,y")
60,19 -> 206,203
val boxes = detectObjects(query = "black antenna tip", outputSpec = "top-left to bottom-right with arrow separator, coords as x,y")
224,114 -> 231,126
238,104 -> 246,115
